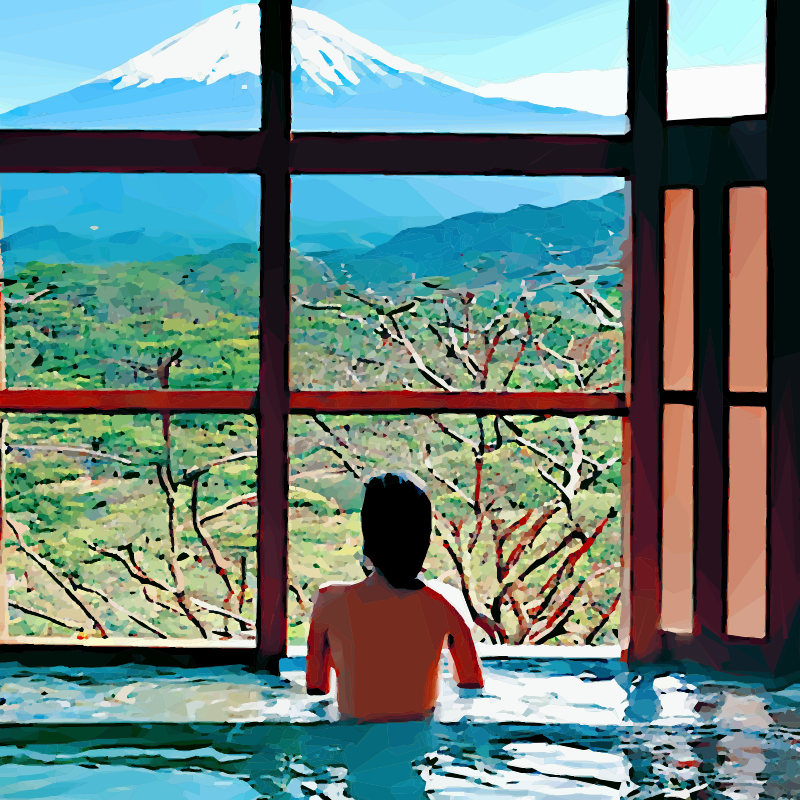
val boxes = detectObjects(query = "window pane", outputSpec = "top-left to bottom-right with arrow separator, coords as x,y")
663,189 -> 694,391
291,176 -> 630,392
292,1 -> 629,133
729,186 -> 768,393
667,0 -> 766,120
0,174 -> 259,389
2,413 -> 256,642
727,405 -> 767,639
288,413 -> 622,647
661,404 -> 693,634
0,5 -> 260,130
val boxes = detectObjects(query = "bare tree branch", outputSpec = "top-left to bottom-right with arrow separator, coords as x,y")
427,415 -> 479,454
571,287 -> 623,328
8,519 -> 108,637
380,316 -> 453,391
9,444 -> 132,465
199,492 -> 258,527
182,450 -> 257,484
72,580 -> 168,639
503,311 -> 532,388
422,443 -> 473,506
86,540 -> 207,638
190,476 -> 241,628
585,592 -> 621,644
156,463 -> 185,596
8,601 -> 83,631
190,597 -> 255,628
5,288 -> 53,305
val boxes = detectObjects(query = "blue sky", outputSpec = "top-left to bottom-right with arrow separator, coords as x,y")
0,0 -> 257,114
668,0 -> 766,69
0,1 -> 766,113
0,173 -> 260,239
292,175 -> 627,230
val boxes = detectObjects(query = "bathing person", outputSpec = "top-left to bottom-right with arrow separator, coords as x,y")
305,471 -> 484,723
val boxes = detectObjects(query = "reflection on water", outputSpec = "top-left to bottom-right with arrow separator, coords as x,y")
3,658 -> 800,798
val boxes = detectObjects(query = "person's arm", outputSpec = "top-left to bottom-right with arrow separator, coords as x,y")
306,594 -> 332,695
446,607 -> 484,691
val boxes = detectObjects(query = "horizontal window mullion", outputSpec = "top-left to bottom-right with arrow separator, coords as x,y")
0,389 -> 255,414
290,134 -> 632,176
0,131 -> 640,175
289,391 -> 626,415
0,131 -> 267,173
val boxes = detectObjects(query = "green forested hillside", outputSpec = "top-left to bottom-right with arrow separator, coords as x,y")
2,247 -> 259,640
6,246 -> 259,389
3,211 -> 624,647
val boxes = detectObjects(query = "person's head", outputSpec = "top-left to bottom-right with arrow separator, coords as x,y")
361,471 -> 432,589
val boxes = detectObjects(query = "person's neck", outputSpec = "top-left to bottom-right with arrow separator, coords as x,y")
369,568 -> 424,591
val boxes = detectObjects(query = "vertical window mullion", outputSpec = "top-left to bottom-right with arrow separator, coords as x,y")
257,0 -> 292,671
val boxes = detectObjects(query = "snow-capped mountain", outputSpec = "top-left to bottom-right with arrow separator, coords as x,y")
291,7 -> 466,99
0,4 -> 627,133
291,7 -> 626,133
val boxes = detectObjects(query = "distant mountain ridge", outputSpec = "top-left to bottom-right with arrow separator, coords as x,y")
327,192 -> 628,285
1,224 -> 256,270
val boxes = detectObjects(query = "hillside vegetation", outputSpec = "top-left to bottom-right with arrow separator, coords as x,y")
3,191 -> 626,646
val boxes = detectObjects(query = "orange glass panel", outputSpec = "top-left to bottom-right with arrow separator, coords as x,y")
729,187 -> 768,392
661,404 -> 694,633
663,190 -> 694,391
727,406 -> 767,638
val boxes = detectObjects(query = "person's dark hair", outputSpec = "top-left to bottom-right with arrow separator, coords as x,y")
361,471 -> 432,590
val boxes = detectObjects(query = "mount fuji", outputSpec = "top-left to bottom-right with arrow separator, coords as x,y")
0,4 -> 627,133
292,7 -> 626,133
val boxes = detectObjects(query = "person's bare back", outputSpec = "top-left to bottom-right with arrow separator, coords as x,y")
306,571 -> 483,722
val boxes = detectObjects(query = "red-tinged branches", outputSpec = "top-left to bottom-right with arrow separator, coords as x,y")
293,273 -> 623,647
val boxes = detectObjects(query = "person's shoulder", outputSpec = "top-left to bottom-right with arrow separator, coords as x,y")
313,580 -> 360,605
420,581 -> 473,629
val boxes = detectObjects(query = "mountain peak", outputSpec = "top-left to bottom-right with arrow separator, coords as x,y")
292,6 -> 463,97
86,4 -> 260,90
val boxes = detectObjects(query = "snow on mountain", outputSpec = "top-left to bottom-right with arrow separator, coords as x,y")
88,4 -> 260,90
292,7 -> 465,97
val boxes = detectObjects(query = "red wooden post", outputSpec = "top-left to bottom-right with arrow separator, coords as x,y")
256,0 -> 291,673
624,0 -> 666,664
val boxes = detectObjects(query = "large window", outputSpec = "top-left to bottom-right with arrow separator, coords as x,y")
0,0 -> 780,672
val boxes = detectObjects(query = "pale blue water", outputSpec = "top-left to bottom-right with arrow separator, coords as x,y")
2,657 -> 800,798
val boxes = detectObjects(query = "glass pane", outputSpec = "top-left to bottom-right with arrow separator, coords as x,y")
0,5 -> 260,130
291,176 -> 630,392
661,404 -> 693,634
663,189 -> 694,391
0,173 -> 259,389
288,413 -> 622,647
667,0 -> 766,120
727,405 -> 767,639
1,413 -> 257,642
292,1 -> 629,133
729,186 -> 767,393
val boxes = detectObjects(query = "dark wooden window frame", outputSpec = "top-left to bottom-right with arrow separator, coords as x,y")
0,0 -> 789,677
